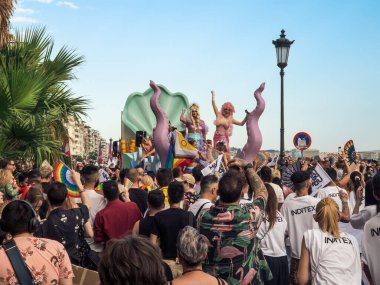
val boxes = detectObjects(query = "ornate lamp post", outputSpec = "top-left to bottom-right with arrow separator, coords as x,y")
273,29 -> 294,174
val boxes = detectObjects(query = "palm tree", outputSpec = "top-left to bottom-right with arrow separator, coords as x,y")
0,0 -> 15,47
0,26 -> 89,166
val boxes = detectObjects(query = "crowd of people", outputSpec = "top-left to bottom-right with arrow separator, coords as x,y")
0,153 -> 379,285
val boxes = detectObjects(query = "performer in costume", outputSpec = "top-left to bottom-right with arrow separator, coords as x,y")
211,90 -> 247,152
180,103 -> 208,150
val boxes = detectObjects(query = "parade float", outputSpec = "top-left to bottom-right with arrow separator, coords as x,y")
120,80 -> 267,171
120,82 -> 190,170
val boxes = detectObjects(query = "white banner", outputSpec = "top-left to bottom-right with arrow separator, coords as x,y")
201,155 -> 226,177
310,163 -> 332,196
267,154 -> 279,167
99,168 -> 110,183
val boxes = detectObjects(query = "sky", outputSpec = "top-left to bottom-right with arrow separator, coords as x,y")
11,0 -> 380,152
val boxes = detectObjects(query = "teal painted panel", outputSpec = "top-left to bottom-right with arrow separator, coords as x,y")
122,85 -> 189,136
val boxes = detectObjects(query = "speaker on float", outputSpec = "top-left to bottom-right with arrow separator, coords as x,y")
135,131 -> 146,147
112,141 -> 119,157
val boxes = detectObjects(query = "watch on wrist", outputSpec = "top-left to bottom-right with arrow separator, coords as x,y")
244,163 -> 253,171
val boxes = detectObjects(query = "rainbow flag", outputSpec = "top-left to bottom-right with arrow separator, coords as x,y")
173,131 -> 198,158
53,161 -> 80,197
165,131 -> 197,169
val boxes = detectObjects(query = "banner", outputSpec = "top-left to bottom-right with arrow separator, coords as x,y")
201,155 -> 226,177
310,163 -> 332,196
98,168 -> 110,183
267,154 -> 279,167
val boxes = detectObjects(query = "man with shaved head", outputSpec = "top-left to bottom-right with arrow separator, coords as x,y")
127,168 -> 148,214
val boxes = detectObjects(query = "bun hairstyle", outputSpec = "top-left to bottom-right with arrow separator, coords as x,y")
314,197 -> 341,239
177,226 -> 208,267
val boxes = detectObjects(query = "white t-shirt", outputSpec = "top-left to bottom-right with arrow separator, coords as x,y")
257,211 -> 287,257
74,189 -> 107,252
239,194 -> 253,206
193,182 -> 201,194
188,198 -> 213,219
350,205 -> 377,230
317,186 -> 346,211
304,229 -> 361,285
280,193 -> 320,258
362,213 -> 380,285
317,186 -> 351,231
269,183 -> 284,204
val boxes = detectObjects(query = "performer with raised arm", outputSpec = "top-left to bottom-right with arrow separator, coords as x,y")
180,103 -> 208,150
211,90 -> 247,152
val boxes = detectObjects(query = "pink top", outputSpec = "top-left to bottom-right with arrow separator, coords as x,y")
0,237 -> 73,284
182,118 -> 208,136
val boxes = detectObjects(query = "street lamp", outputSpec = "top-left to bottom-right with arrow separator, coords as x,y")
272,29 -> 294,174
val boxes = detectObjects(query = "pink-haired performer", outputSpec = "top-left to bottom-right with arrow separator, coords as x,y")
211,90 -> 247,152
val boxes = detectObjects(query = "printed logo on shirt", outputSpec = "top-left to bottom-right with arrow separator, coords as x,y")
328,193 -> 339,198
324,236 -> 352,244
291,206 -> 316,216
276,216 -> 284,222
370,227 -> 380,237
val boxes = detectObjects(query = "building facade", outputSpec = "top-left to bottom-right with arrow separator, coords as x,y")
65,116 -> 108,159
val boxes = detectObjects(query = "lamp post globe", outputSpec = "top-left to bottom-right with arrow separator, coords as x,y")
272,30 -> 294,175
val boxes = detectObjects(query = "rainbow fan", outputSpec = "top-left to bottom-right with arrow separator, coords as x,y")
53,161 -> 80,197
343,140 -> 356,165
257,151 -> 269,168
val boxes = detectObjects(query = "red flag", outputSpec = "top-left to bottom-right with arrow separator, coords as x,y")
64,139 -> 71,157
98,142 -> 103,164
108,139 -> 112,161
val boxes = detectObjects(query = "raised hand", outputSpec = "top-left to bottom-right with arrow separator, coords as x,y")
228,158 -> 248,169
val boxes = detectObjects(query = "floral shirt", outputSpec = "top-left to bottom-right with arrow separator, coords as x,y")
200,197 -> 272,285
0,182 -> 17,201
36,204 -> 90,267
0,237 -> 73,285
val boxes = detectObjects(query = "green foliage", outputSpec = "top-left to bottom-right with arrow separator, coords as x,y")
87,151 -> 98,161
0,26 -> 89,166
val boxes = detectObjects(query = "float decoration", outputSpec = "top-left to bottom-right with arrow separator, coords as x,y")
238,82 -> 266,163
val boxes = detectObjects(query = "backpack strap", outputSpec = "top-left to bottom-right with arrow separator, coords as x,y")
195,201 -> 211,220
2,239 -> 35,285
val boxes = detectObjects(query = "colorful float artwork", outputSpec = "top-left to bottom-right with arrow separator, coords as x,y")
238,82 -> 266,163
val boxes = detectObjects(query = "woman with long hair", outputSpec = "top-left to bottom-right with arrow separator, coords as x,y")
257,183 -> 288,285
0,169 -> 17,201
180,103 -> 208,150
297,198 -> 361,285
211,91 -> 247,152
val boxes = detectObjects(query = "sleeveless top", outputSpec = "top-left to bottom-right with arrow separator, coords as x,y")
139,215 -> 155,238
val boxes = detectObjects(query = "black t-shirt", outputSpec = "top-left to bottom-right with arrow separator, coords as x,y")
139,215 -> 155,238
41,182 -> 51,194
151,208 -> 196,260
128,188 -> 148,214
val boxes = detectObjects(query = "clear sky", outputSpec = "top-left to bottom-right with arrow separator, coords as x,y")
12,0 -> 380,152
